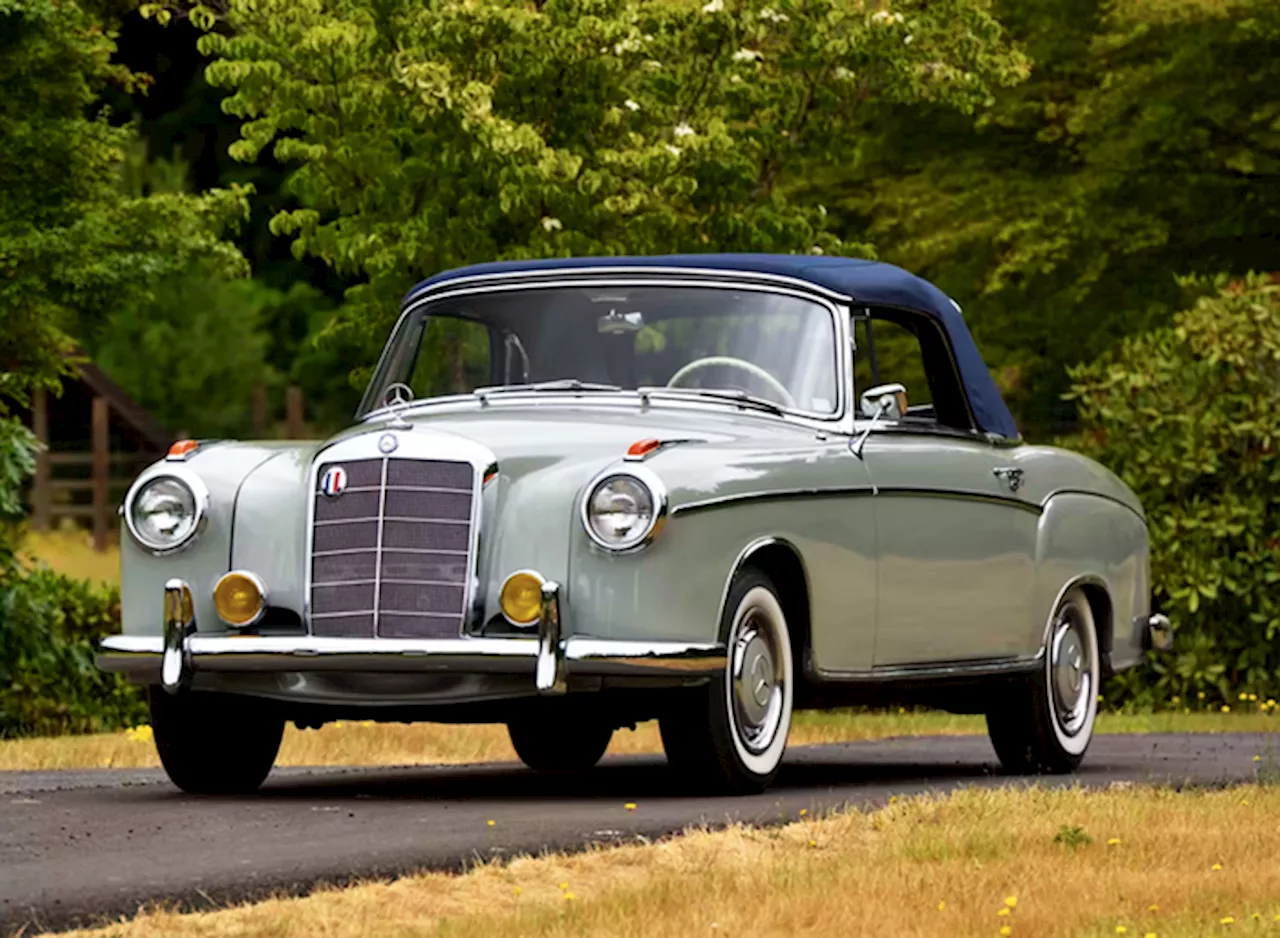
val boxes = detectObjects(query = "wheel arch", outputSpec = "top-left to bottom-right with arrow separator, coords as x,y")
719,537 -> 811,676
1042,573 -> 1115,673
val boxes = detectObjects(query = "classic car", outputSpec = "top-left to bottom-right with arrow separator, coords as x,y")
97,254 -> 1172,795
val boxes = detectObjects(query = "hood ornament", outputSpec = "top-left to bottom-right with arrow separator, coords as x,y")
383,382 -> 414,430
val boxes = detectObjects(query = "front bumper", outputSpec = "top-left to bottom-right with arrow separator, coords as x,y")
97,579 -> 725,697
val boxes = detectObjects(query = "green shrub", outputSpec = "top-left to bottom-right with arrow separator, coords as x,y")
1068,273 -> 1280,707
0,565 -> 145,738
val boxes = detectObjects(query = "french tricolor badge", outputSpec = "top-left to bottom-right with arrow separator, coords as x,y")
320,466 -> 348,497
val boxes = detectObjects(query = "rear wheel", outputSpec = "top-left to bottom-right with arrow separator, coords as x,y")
986,586 -> 1100,774
507,719 -> 613,773
659,568 -> 793,794
148,688 -> 284,794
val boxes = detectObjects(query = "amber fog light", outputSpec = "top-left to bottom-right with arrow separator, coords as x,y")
500,570 -> 544,627
213,571 -> 267,628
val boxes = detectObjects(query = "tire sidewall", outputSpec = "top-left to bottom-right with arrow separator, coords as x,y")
718,575 -> 794,782
1043,587 -> 1099,758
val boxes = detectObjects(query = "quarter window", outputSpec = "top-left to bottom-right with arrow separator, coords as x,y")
853,309 -> 973,431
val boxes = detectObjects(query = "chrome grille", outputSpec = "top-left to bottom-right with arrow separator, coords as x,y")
309,457 -> 475,639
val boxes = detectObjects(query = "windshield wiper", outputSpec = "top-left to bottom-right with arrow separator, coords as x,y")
475,379 -> 624,397
638,386 -> 787,416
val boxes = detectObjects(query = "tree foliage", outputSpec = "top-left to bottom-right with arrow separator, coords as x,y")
1069,274 -> 1280,705
837,0 -> 1280,434
191,0 -> 1027,361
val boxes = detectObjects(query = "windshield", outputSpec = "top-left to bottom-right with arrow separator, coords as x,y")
360,284 -> 840,418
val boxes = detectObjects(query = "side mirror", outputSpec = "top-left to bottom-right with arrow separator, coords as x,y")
860,383 -> 907,421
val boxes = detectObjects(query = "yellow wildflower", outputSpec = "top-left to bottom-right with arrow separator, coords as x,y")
937,901 -> 946,911
1116,927 -> 1128,935
1005,896 -> 1018,909
625,803 -> 637,811
999,927 -> 1012,937
998,908 -> 1010,917
1148,905 -> 1158,913
1220,916 -> 1234,925
799,808 -> 808,817
564,892 -> 577,901
1107,837 -> 1122,846
1212,863 -> 1223,871
487,820 -> 496,827
1222,705 -> 1231,713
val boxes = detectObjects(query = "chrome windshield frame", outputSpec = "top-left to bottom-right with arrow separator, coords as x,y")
359,272 -> 854,432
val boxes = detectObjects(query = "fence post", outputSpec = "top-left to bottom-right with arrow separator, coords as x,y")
251,382 -> 268,437
285,385 -> 304,439
31,388 -> 51,531
92,396 -> 110,552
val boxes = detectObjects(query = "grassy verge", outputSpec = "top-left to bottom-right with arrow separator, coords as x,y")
3,709 -> 1275,773
19,528 -> 120,586
50,784 -> 1280,938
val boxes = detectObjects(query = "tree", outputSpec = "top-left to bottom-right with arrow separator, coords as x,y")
0,0 -> 250,426
1068,274 -> 1280,704
188,0 -> 1027,365
832,0 -> 1280,435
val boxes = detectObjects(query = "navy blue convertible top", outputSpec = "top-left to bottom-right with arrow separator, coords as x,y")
407,254 -> 1018,439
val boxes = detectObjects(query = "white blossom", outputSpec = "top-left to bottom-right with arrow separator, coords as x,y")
644,59 -> 663,70
613,37 -> 640,55
732,48 -> 763,63
624,99 -> 641,112
758,7 -> 789,22
870,9 -> 904,25
701,0 -> 723,12
833,66 -> 855,81
541,217 -> 563,232
729,73 -> 743,83
903,33 -> 913,44
809,246 -> 825,255
664,144 -> 683,157
673,122 -> 695,138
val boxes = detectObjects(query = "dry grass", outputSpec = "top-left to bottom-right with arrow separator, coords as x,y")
20,528 -> 120,585
50,784 -> 1280,938
3,710 -> 1275,773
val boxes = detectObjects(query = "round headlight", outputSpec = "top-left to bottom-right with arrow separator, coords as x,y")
581,469 -> 666,551
125,470 -> 207,553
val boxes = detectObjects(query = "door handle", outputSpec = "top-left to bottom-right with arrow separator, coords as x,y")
993,467 -> 1025,492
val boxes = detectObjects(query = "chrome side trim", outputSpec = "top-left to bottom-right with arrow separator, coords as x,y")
673,486 -> 874,516
96,634 -> 728,678
535,580 -> 567,695
814,651 -> 1044,683
161,579 -> 195,693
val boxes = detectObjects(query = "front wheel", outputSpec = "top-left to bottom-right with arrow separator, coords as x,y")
148,688 -> 284,794
659,569 -> 794,794
507,718 -> 613,773
986,586 -> 1100,774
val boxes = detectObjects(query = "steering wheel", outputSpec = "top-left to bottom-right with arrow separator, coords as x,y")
665,356 -> 796,408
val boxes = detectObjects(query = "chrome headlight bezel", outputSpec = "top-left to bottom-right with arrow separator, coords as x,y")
580,465 -> 668,553
123,465 -> 210,555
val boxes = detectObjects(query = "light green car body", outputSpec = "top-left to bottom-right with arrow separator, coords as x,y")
103,385 -> 1152,716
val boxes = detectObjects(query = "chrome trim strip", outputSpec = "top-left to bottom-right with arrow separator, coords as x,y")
371,457 -> 389,635
313,547 -> 467,557
96,634 -> 727,678
673,486 -> 873,516
815,651 -> 1044,683
313,516 -> 471,527
403,265 -> 855,306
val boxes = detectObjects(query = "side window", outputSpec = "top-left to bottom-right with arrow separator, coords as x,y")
407,317 -> 494,398
852,310 -> 973,431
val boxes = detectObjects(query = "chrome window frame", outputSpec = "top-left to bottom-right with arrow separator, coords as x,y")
358,272 -> 855,433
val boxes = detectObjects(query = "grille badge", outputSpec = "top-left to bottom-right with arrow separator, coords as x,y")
378,433 -> 399,454
319,465 -> 348,497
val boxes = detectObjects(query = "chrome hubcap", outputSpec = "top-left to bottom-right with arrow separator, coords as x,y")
731,615 -> 784,754
1050,602 -> 1093,736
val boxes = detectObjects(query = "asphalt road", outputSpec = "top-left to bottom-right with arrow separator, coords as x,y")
2,732 -> 1271,935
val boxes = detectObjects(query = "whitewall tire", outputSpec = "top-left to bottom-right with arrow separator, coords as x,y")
659,569 -> 793,794
987,586 -> 1100,774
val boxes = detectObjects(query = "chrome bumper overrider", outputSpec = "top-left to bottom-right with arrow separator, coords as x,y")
98,579 -> 726,697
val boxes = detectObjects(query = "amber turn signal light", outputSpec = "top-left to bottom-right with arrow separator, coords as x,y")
499,570 -> 544,626
213,571 -> 267,628
167,439 -> 199,459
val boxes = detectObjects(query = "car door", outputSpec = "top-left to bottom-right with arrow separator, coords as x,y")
852,311 -> 1038,668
